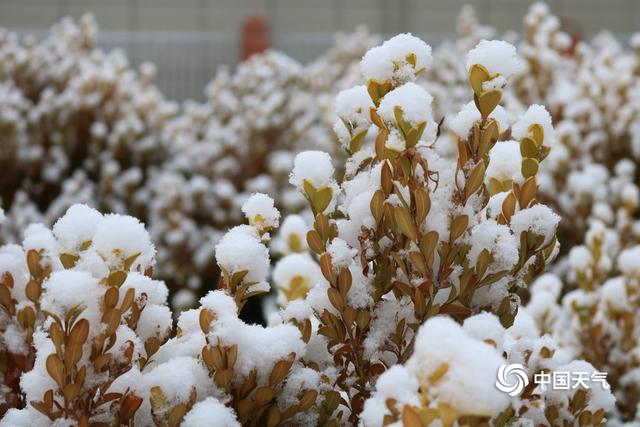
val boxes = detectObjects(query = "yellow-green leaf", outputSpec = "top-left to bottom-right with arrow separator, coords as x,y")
469,64 -> 491,95
477,89 -> 502,118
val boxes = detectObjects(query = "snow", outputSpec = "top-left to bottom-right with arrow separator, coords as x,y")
449,101 -> 508,139
198,290 -> 305,383
92,213 -> 156,270
621,183 -> 639,207
271,214 -> 308,255
141,356 -> 213,409
289,150 -> 335,190
568,246 -> 592,271
600,277 -> 629,310
40,270 -> 101,323
326,238 -> 357,269
360,365 -> 420,427
241,192 -> 280,231
182,397 -> 240,427
530,273 -> 562,298
51,203 -> 103,252
273,253 -> 323,303
18,331 -> 58,404
467,220 -> 519,275
215,225 -> 270,289
542,360 -> 615,413
510,204 -> 561,245
334,85 -> 374,149
507,308 -> 540,340
120,272 -> 169,306
136,304 -> 172,342
618,245 -> 640,277
278,366 -> 321,409
511,104 -> 555,146
360,33 -> 432,83
462,312 -> 506,350
335,85 -> 374,126
407,316 -> 510,416
466,39 -> 522,78
377,82 -> 433,126
486,140 -> 524,186
289,151 -> 338,213
0,407 -> 51,427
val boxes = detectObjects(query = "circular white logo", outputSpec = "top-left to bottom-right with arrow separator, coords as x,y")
496,363 -> 529,396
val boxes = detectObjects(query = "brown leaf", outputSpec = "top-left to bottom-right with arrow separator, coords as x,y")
502,192 -> 517,220
465,161 -> 486,201
59,252 -> 80,269
168,403 -> 188,427
306,230 -> 325,254
468,64 -> 490,96
349,129 -> 368,153
337,268 -> 352,296
63,383 -> 81,403
68,319 -> 90,345
266,405 -> 281,427
26,250 -> 43,278
477,89 -> 502,118
255,386 -> 274,406
370,190 -> 385,224
394,207 -> 417,241
528,123 -> 545,146
120,287 -> 136,312
120,394 -> 143,421
269,358 -> 293,386
214,368 -> 233,390
123,252 -> 141,271
0,282 -> 14,313
414,187 -> 431,225
519,176 -> 538,208
107,270 -> 128,288
327,288 -> 344,311
199,309 -> 214,334
104,287 -> 119,309
25,280 -> 42,303
319,253 -> 335,284
449,215 -> 469,241
227,344 -> 238,369
402,405 -> 425,427
298,389 -> 318,411
381,161 -> 393,195
521,157 -> 539,179
46,353 -> 65,388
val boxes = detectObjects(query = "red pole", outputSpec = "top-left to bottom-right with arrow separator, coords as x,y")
241,16 -> 270,60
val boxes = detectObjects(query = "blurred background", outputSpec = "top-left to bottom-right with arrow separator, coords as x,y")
1,0 -> 637,100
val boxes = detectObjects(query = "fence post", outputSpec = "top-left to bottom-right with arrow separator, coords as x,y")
241,16 -> 270,60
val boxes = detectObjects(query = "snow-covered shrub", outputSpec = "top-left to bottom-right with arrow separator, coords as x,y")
1,5 -> 638,425
361,311 -> 615,426
527,223 -> 640,422
0,15 -> 175,235
255,33 -> 567,424
148,29 -> 377,301
510,4 -> 640,254
122,194 -> 321,426
0,17 -> 365,311
145,50 -> 330,303
0,204 -> 171,423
